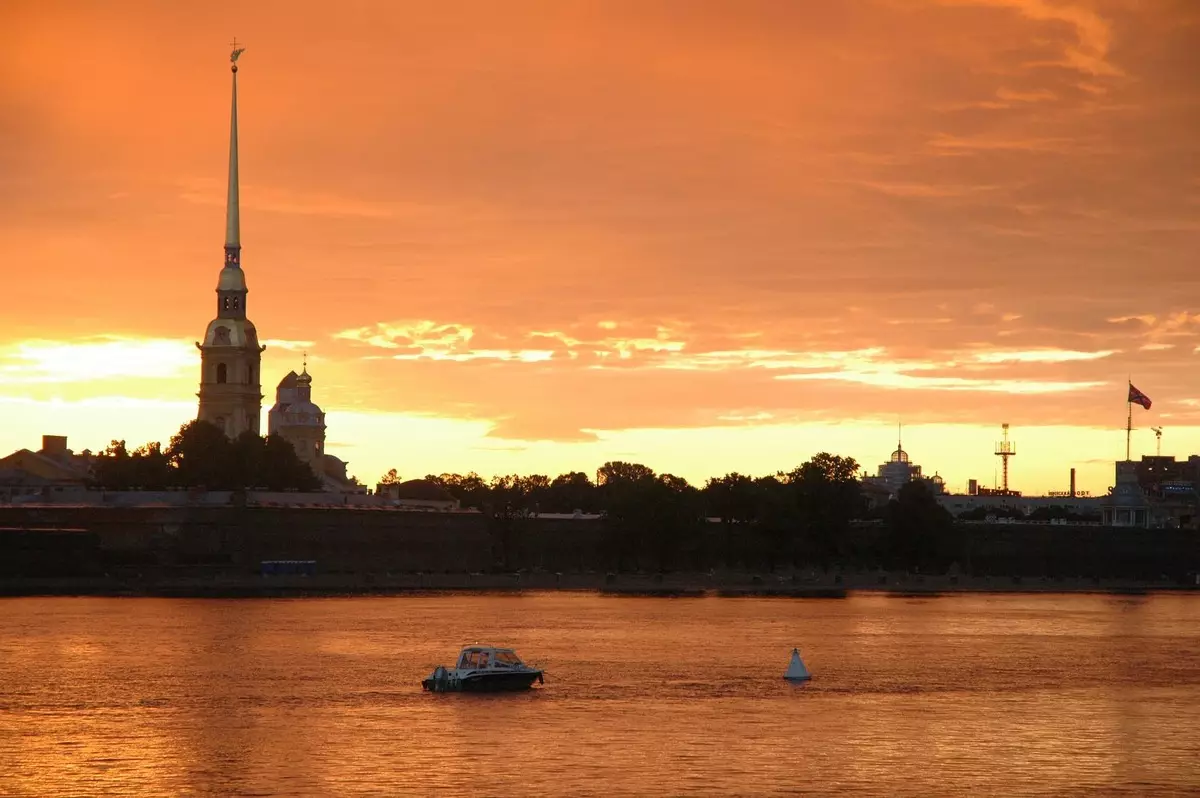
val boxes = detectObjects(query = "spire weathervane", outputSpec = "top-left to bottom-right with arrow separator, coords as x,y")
230,37 -> 245,65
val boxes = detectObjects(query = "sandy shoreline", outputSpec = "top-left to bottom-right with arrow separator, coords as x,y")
1,571 -> 1195,598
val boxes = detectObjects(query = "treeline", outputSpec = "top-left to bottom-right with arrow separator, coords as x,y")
92,420 -> 321,492
398,454 -> 960,573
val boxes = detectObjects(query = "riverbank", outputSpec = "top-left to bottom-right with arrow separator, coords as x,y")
1,570 -> 1194,598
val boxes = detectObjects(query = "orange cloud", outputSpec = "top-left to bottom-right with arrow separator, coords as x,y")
3,0 -> 1199,494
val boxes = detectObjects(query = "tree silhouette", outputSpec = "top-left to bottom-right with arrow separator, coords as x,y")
885,480 -> 957,571
260,434 -> 321,491
91,420 -> 318,491
426,472 -> 490,510
596,461 -> 655,486
782,453 -> 864,568
168,420 -> 232,488
703,473 -> 760,568
545,471 -> 597,513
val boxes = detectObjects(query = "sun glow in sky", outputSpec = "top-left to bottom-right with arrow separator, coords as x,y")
3,0 -> 1199,493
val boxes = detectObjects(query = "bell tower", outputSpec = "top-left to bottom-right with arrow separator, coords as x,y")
196,42 -> 264,437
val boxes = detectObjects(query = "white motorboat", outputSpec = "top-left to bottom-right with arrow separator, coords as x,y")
422,644 -> 544,693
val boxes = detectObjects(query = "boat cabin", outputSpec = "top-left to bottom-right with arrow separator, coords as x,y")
455,646 -> 528,671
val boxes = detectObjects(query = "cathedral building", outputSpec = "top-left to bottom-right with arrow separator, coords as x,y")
190,48 -> 359,494
268,360 -> 361,493
196,46 -> 264,437
268,361 -> 326,469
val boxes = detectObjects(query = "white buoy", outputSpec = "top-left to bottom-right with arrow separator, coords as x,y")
784,647 -> 811,681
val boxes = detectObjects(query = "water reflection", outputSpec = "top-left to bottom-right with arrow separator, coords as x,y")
0,593 -> 1197,796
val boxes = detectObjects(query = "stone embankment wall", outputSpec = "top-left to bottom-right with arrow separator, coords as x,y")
0,505 -> 1196,581
0,506 -> 497,576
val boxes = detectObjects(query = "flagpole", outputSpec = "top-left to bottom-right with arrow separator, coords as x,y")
1126,380 -> 1132,462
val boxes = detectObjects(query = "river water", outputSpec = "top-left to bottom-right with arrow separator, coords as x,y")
0,592 -> 1197,797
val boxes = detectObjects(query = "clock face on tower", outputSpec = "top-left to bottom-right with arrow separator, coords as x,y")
213,326 -> 231,346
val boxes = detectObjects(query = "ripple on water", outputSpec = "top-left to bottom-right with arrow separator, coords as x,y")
0,592 -> 1198,797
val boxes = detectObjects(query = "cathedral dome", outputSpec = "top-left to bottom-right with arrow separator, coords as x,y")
283,400 -> 325,426
203,318 -> 259,348
217,266 -> 247,291
890,447 -> 910,464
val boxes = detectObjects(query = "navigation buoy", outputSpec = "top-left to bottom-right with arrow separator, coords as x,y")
784,647 -> 811,681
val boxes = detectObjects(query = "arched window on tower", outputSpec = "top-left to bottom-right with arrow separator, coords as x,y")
217,363 -> 228,384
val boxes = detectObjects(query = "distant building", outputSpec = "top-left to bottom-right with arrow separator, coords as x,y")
861,429 -> 945,499
938,493 -> 1102,518
976,485 -> 1021,498
321,454 -> 364,494
268,365 -> 326,468
1099,455 -> 1200,528
267,363 -> 361,493
0,436 -> 93,502
1102,461 -> 1153,528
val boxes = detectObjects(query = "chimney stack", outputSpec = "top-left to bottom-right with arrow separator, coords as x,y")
1069,467 -> 1076,498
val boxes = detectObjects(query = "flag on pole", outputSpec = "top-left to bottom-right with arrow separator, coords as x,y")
1128,383 -> 1152,410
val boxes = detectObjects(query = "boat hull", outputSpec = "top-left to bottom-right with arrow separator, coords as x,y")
459,671 -> 543,692
422,669 -> 544,693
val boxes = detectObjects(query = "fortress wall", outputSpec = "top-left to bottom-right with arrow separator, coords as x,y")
958,522 -> 1198,579
0,506 -> 1195,579
0,506 -> 494,574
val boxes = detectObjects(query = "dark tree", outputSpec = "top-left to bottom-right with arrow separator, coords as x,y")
703,473 -> 761,568
544,471 -> 597,513
128,442 -> 171,490
755,475 -> 799,571
703,473 -> 760,525
644,474 -> 704,571
488,474 -> 536,517
167,421 -> 232,488
229,431 -> 265,489
427,472 -> 490,510
885,480 -> 958,572
596,461 -> 656,486
596,462 -> 657,570
783,453 -> 864,567
93,439 -> 171,490
260,434 -> 322,491
517,474 -> 552,513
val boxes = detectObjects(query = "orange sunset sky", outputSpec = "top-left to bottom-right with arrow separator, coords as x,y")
2,0 -> 1199,495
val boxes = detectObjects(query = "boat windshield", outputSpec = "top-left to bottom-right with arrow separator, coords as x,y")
457,649 -> 487,669
456,647 -> 526,670
492,650 -> 524,668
